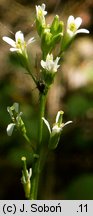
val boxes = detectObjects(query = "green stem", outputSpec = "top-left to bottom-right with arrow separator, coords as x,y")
30,158 -> 40,200
26,65 -> 37,86
23,133 -> 35,152
38,94 -> 46,147
30,93 -> 46,200
25,56 -> 47,199
23,133 -> 30,144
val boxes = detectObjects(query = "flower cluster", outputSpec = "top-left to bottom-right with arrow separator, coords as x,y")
35,4 -> 89,88
2,4 -> 89,90
2,5 -> 89,57
36,4 -> 63,56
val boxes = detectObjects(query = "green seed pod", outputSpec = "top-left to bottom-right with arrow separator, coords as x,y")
23,180 -> 31,199
21,157 -> 32,199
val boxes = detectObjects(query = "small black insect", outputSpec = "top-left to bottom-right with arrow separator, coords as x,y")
37,80 -> 46,94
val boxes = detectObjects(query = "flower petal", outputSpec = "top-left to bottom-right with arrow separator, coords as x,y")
75,17 -> 82,29
63,121 -> 73,127
67,15 -> 74,26
56,111 -> 64,124
41,60 -> 46,69
42,117 -> 51,133
10,47 -> 20,52
27,37 -> 35,45
7,123 -> 15,136
2,36 -> 16,47
15,31 -> 24,42
75,29 -> 90,35
54,57 -> 60,64
42,3 -> 46,11
54,57 -> 60,71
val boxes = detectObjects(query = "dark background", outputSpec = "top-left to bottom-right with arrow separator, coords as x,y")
0,0 -> 93,199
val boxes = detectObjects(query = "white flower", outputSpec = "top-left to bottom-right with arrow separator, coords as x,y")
42,112 -> 72,134
7,123 -> 15,136
6,102 -> 23,136
42,111 -> 72,149
41,54 -> 60,73
67,15 -> 89,37
2,31 -> 35,54
36,3 -> 47,24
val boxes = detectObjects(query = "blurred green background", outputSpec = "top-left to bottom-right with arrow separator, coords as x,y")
0,0 -> 93,199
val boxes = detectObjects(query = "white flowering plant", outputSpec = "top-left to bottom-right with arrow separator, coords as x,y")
2,3 -> 89,199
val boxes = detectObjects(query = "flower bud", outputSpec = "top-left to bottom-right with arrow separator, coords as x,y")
41,29 -> 52,56
36,4 -> 47,36
50,15 -> 64,35
36,4 -> 47,25
50,15 -> 60,34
